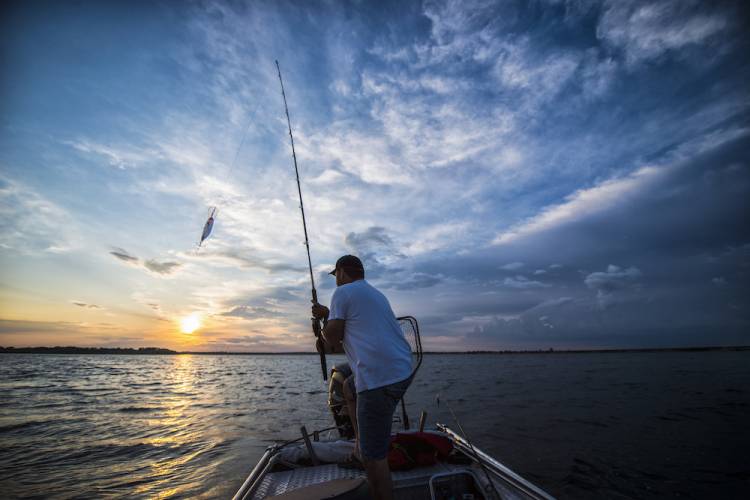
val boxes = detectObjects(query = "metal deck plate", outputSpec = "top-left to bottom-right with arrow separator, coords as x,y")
252,462 -> 468,499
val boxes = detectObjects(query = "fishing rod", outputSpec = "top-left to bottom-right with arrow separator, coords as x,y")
275,60 -> 328,382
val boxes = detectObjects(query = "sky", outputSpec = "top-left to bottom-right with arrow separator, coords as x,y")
1,0 -> 748,352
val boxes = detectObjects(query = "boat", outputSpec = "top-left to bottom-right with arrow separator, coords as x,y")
232,317 -> 555,500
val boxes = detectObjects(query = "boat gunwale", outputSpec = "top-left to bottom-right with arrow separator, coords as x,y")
232,424 -> 555,500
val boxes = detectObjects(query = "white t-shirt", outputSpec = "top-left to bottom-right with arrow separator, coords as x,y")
328,279 -> 412,393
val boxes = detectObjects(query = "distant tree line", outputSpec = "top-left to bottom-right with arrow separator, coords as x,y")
0,346 -> 177,355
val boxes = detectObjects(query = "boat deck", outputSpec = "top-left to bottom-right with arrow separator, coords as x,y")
252,462 -> 475,500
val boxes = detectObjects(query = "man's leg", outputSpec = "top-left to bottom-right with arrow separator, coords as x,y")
363,458 -> 393,500
357,377 -> 411,500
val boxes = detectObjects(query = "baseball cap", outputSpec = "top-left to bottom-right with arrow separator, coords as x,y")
329,255 -> 364,275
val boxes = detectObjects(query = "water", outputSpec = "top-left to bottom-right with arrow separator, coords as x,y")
1,351 -> 748,499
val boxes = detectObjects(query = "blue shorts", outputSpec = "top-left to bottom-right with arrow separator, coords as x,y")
348,376 -> 412,461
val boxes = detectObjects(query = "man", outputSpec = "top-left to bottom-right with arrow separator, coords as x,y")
312,255 -> 413,500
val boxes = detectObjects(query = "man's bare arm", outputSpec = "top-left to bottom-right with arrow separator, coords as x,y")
311,302 -> 344,352
322,319 -> 345,348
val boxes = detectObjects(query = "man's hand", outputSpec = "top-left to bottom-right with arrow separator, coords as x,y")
311,302 -> 329,320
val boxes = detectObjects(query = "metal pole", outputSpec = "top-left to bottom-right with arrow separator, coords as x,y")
418,410 -> 427,432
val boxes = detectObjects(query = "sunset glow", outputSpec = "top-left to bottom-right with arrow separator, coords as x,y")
180,315 -> 201,335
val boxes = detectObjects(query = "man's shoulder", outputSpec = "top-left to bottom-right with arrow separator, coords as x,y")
334,280 -> 374,301
343,279 -> 378,295
331,284 -> 350,300
349,281 -> 391,308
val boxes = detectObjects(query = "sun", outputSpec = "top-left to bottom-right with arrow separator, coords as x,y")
180,314 -> 201,334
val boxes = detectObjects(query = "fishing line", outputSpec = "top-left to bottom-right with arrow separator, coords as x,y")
194,92 -> 259,250
436,393 -> 501,499
225,115 -> 255,183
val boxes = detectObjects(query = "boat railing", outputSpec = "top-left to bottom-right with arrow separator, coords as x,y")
232,423 -> 556,500
436,423 -> 555,500
232,445 -> 277,500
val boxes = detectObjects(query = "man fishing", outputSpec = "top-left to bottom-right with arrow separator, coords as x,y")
312,255 -> 413,500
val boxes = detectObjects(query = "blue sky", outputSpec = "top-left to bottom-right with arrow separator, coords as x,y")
1,0 -> 748,351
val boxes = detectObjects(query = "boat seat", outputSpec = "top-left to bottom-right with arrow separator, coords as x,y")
267,478 -> 369,500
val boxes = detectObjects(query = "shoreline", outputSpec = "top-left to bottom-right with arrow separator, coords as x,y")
1,345 -> 748,355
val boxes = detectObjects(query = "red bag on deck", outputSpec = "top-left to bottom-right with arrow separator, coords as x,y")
387,432 -> 453,470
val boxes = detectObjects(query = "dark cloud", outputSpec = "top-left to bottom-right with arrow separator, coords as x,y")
345,226 -> 394,249
503,276 -> 550,289
381,272 -> 442,291
217,335 -> 270,345
342,226 -> 406,279
402,133 -> 750,348
72,301 -> 101,309
109,247 -> 138,263
109,247 -> 182,276
143,259 -> 181,275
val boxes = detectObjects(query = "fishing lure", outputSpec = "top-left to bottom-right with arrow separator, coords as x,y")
198,206 -> 217,248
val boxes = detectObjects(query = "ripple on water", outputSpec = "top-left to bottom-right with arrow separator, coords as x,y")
1,352 -> 749,499
117,406 -> 158,413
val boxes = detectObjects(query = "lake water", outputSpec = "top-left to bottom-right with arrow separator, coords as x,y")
1,351 -> 748,499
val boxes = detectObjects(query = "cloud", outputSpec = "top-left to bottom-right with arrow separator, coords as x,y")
190,248 -> 307,274
580,49 -> 618,99
66,138 -> 160,169
0,319 -> 76,334
342,226 -> 406,278
584,265 -> 643,308
412,132 -> 749,348
219,306 -> 283,320
219,335 -> 272,345
110,247 -> 139,263
712,277 -> 727,287
598,0 -> 729,65
109,247 -> 182,276
404,221 -> 471,257
142,259 -> 182,275
345,226 -> 395,250
539,315 -> 553,329
72,301 -> 102,309
382,272 -> 442,291
492,41 -> 581,103
501,262 -> 524,270
0,177 -> 80,254
305,127 -> 415,185
309,169 -> 347,185
503,275 -> 550,289
493,165 -> 667,245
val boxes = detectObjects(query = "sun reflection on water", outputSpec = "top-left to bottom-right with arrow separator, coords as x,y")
131,354 -> 221,498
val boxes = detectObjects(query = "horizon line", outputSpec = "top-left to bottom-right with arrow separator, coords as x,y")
1,345 -> 749,355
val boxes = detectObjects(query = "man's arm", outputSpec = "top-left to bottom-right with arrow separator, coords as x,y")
322,319 -> 345,348
312,302 -> 345,352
